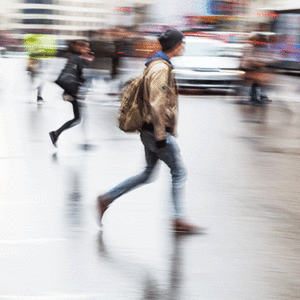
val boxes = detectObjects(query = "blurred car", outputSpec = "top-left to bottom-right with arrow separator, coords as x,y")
0,46 -> 6,56
172,36 -> 245,90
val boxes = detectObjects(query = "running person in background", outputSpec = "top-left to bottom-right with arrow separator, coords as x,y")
240,33 -> 272,104
27,52 -> 44,102
49,40 -> 94,147
24,34 -> 57,103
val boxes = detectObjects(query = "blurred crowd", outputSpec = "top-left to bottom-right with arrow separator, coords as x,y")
1,16 -> 297,107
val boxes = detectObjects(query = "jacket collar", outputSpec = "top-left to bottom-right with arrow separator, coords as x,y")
145,51 -> 172,67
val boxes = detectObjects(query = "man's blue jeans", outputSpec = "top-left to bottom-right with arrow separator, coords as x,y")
104,130 -> 187,219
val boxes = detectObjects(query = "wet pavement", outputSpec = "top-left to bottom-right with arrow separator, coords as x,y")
0,57 -> 300,299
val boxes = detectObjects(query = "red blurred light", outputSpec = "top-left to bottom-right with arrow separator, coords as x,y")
255,12 -> 278,18
116,7 -> 132,12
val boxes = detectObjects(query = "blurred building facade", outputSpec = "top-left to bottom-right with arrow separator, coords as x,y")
5,0 -> 112,41
2,0 -> 300,49
2,0 -> 154,43
1,1 -> 9,31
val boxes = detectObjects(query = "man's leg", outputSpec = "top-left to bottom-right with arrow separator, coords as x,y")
49,100 -> 81,147
97,133 -> 159,223
156,134 -> 187,220
104,149 -> 158,204
157,134 -> 201,232
56,100 -> 81,136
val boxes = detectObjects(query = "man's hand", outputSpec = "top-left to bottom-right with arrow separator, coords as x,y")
156,140 -> 166,150
81,52 -> 95,61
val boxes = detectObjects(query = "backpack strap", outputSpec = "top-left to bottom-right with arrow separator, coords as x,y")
144,58 -> 172,85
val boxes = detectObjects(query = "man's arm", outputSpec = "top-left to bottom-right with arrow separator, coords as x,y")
147,64 -> 170,148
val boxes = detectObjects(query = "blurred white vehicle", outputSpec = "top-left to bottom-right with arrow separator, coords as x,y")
0,47 -> 6,57
172,36 -> 245,90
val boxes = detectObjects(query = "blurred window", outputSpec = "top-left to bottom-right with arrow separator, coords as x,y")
23,9 -> 54,14
23,19 -> 53,25
25,0 -> 53,3
184,41 -> 225,57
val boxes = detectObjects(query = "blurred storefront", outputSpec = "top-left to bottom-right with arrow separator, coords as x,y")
253,1 -> 300,71
174,1 -> 254,33
110,2 -> 154,28
7,0 -> 112,41
208,0 -> 252,31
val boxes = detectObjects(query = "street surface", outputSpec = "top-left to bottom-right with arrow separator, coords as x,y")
0,57 -> 300,299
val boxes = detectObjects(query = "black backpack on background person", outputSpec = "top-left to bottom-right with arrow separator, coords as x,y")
55,57 -> 82,98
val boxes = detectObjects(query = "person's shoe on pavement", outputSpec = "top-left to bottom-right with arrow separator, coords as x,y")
37,95 -> 44,102
49,131 -> 58,147
260,96 -> 272,103
97,195 -> 110,225
250,97 -> 262,104
173,219 -> 203,234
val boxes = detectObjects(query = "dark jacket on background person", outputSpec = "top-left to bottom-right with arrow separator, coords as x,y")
66,52 -> 91,86
61,51 -> 92,99
143,51 -> 178,143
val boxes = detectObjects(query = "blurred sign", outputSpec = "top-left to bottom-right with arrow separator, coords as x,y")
255,12 -> 278,18
116,7 -> 133,13
210,0 -> 250,15
210,1 -> 236,14
24,34 -> 57,58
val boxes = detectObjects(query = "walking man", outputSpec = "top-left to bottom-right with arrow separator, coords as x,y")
97,28 -> 200,233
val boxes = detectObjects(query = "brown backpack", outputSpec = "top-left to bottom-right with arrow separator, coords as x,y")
118,59 -> 171,133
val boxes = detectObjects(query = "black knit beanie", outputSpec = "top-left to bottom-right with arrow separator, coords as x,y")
158,28 -> 184,52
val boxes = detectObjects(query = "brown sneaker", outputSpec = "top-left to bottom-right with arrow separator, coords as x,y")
173,219 -> 203,234
97,195 -> 109,225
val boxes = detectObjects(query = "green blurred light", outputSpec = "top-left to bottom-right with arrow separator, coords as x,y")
24,34 -> 57,58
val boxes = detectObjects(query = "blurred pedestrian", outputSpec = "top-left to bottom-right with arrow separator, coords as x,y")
240,33 -> 272,104
24,34 -> 56,103
97,28 -> 201,234
109,28 -> 126,95
49,40 -> 93,147
110,28 -> 122,80
26,46 -> 45,102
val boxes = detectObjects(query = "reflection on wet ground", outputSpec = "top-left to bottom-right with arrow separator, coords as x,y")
1,58 -> 300,299
97,230 -> 196,300
237,99 -> 300,155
